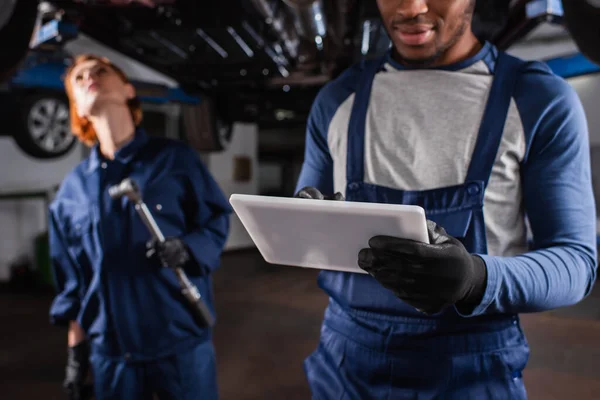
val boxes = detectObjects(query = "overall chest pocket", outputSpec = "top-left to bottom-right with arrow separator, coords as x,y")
140,180 -> 188,238
62,212 -> 99,266
418,181 -> 484,241
427,208 -> 474,239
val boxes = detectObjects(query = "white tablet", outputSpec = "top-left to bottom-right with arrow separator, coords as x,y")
229,194 -> 430,274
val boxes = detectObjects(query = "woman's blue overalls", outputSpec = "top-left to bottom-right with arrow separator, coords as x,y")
304,50 -> 530,399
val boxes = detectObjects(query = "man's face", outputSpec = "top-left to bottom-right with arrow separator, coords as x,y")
376,0 -> 476,66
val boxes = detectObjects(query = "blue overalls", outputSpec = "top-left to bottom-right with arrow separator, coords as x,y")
304,51 -> 530,399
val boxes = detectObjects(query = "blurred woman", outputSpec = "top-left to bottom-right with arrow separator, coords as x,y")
49,54 -> 231,400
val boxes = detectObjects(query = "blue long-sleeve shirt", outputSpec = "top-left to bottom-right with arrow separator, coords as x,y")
49,129 -> 232,360
295,42 -> 597,316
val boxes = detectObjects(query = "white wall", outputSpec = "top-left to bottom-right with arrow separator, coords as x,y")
0,139 -> 85,280
0,140 -> 84,193
205,123 -> 259,250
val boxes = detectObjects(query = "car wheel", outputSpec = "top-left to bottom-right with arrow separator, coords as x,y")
13,94 -> 77,159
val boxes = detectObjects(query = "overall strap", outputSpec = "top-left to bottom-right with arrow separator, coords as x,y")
465,52 -> 525,186
346,57 -> 387,183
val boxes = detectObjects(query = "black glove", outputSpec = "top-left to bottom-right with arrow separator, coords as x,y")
63,341 -> 90,400
146,237 -> 191,269
294,186 -> 345,201
358,220 -> 487,315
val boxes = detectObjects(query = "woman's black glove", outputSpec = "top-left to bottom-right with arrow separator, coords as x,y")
358,220 -> 487,315
63,341 -> 91,400
146,237 -> 192,270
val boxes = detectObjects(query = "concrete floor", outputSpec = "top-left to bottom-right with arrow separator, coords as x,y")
1,249 -> 599,399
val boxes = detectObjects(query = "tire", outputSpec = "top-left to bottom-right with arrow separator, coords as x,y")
12,93 -> 78,159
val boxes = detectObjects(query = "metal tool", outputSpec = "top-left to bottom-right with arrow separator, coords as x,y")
108,177 -> 215,328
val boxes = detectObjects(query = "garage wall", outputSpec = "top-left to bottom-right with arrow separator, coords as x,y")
205,123 -> 259,251
0,139 -> 85,281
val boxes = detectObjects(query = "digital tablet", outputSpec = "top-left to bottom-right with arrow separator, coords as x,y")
229,194 -> 430,274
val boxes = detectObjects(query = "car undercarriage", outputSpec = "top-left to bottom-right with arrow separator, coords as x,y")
18,0 -> 581,127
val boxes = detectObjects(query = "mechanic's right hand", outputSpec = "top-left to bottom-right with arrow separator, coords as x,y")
63,341 -> 90,400
294,186 -> 345,201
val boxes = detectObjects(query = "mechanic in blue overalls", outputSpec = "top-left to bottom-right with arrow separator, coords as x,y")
49,54 -> 232,400
295,0 -> 597,398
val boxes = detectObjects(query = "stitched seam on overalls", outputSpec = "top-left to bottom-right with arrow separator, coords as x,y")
329,322 -> 526,358
328,321 -> 526,357
335,304 -> 454,324
325,322 -> 400,357
425,205 -> 480,215
344,311 -> 430,324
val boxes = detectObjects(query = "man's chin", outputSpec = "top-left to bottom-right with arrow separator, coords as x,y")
393,46 -> 442,68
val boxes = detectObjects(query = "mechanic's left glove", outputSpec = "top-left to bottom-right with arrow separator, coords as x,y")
146,237 -> 191,269
358,220 -> 487,315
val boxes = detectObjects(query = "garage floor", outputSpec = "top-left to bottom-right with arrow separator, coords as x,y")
1,249 -> 599,399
